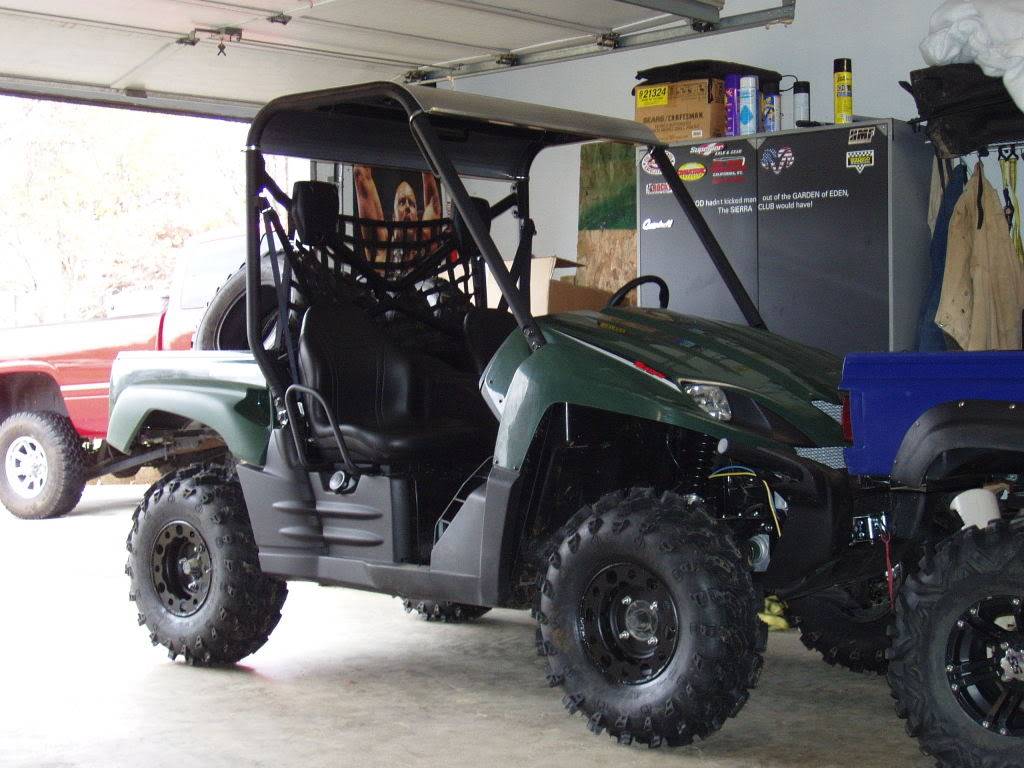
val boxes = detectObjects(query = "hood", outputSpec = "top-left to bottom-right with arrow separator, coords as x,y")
541,307 -> 844,446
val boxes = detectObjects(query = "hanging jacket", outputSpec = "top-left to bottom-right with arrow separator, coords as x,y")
936,161 -> 1024,350
919,163 -> 968,351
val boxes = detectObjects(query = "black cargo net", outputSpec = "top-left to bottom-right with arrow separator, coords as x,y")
277,211 -> 486,363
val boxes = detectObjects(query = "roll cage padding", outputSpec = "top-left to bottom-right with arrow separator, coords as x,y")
891,399 -> 1024,486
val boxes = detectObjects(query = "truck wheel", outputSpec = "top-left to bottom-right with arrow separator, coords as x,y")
126,464 -> 287,665
0,411 -> 86,519
536,488 -> 763,747
193,261 -> 279,351
401,598 -> 491,623
789,580 -> 892,675
889,521 -> 1024,767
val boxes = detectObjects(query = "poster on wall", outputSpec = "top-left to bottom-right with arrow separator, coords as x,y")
577,142 -> 638,297
352,165 -> 443,272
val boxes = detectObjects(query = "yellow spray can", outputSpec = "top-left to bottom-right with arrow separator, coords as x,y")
834,58 -> 853,124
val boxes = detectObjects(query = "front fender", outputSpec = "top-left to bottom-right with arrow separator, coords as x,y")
493,335 -> 778,470
108,382 -> 271,465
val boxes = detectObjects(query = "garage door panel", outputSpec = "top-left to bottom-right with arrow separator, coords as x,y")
0,18 -> 170,85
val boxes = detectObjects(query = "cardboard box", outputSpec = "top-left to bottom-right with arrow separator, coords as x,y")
485,256 -> 613,315
634,78 -> 726,143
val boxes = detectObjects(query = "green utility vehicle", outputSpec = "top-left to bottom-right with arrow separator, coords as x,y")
113,83 -> 860,747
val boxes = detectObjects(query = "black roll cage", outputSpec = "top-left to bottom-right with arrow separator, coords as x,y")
243,81 -> 764,403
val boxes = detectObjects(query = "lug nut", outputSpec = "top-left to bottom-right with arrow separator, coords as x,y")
618,631 -> 630,640
650,602 -> 658,611
647,637 -> 658,646
621,596 -> 632,605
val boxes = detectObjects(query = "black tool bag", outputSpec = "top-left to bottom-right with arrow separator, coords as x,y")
905,64 -> 1024,158
635,59 -> 783,90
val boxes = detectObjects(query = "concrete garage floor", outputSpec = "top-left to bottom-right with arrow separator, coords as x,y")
0,485 -> 931,768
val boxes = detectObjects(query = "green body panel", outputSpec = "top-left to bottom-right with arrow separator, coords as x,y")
106,352 -> 272,466
484,308 -> 844,470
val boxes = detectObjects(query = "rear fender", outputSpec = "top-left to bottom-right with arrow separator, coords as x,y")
892,400 -> 1024,486
107,382 -> 272,466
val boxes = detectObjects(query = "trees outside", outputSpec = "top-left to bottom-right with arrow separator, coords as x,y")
0,96 -> 251,328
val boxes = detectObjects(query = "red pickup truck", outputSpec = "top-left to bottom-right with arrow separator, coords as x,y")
0,235 -> 250,519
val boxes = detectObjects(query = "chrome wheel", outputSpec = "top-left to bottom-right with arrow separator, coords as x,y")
4,436 -> 48,499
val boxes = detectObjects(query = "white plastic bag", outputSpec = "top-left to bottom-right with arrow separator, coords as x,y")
922,0 -> 1024,111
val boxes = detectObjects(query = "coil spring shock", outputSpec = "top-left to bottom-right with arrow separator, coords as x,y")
673,431 -> 718,498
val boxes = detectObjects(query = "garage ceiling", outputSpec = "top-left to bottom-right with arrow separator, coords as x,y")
0,0 -> 794,119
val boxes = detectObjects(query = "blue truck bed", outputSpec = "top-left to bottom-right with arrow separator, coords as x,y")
841,351 -> 1024,477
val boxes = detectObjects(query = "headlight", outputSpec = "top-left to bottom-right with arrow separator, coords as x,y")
683,383 -> 732,421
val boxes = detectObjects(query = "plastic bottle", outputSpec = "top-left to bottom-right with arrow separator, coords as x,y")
762,80 -> 781,132
793,80 -> 810,125
738,75 -> 759,136
725,74 -> 741,137
834,58 -> 853,124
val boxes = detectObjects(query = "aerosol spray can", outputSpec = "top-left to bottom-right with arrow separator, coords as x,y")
833,58 -> 853,124
725,74 -> 741,137
793,80 -> 810,125
762,80 -> 781,132
738,75 -> 759,136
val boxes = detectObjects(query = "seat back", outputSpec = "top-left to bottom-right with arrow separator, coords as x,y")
290,181 -> 338,247
463,308 -> 518,375
298,305 -> 420,437
451,196 -> 492,261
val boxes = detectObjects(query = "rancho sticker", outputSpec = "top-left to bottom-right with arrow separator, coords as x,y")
645,182 -> 672,195
677,162 -> 707,182
846,149 -> 875,173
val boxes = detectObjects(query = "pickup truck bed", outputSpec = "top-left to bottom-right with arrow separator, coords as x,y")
842,350 -> 1024,478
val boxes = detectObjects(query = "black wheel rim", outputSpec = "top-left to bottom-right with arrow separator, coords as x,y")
577,562 -> 679,685
946,594 -> 1024,737
151,521 -> 212,618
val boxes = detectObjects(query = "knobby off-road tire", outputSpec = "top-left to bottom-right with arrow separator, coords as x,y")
888,521 -> 1024,768
790,581 -> 892,675
126,464 -> 287,665
0,411 -> 86,519
536,488 -> 763,747
402,598 -> 491,623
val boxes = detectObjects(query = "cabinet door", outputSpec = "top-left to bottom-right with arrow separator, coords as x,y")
637,140 -> 758,323
756,126 -> 890,356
